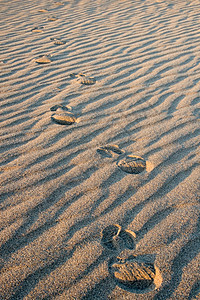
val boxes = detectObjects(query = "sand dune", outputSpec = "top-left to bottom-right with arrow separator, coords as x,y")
0,0 -> 200,299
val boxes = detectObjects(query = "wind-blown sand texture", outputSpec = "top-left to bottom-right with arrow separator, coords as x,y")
0,0 -> 200,299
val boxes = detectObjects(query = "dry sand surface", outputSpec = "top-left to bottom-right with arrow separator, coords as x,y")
0,0 -> 200,299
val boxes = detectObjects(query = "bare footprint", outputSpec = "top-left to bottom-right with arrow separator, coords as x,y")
109,256 -> 162,292
70,73 -> 96,85
101,224 -> 136,251
117,155 -> 146,174
35,55 -> 51,64
97,145 -> 125,157
31,26 -> 44,33
50,37 -> 66,45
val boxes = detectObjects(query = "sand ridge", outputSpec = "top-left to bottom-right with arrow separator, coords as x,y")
0,0 -> 200,299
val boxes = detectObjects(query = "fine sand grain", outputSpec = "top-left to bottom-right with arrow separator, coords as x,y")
0,0 -> 200,299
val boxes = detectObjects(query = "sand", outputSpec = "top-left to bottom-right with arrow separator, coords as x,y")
0,0 -> 200,299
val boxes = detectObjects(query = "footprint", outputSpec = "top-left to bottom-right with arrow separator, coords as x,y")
54,1 -> 64,5
109,256 -> 161,292
31,26 -> 44,33
35,55 -> 51,64
101,224 -> 136,251
50,105 -> 70,112
97,148 -> 113,158
51,113 -> 76,125
118,229 -> 136,250
70,73 -> 96,85
97,145 -> 124,157
98,146 -> 152,173
101,224 -> 122,250
80,76 -> 96,86
50,37 -> 66,45
38,9 -> 48,13
117,155 -> 146,174
47,16 -> 58,21
51,105 -> 77,125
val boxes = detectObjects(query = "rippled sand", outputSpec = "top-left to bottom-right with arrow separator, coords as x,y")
0,0 -> 200,299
